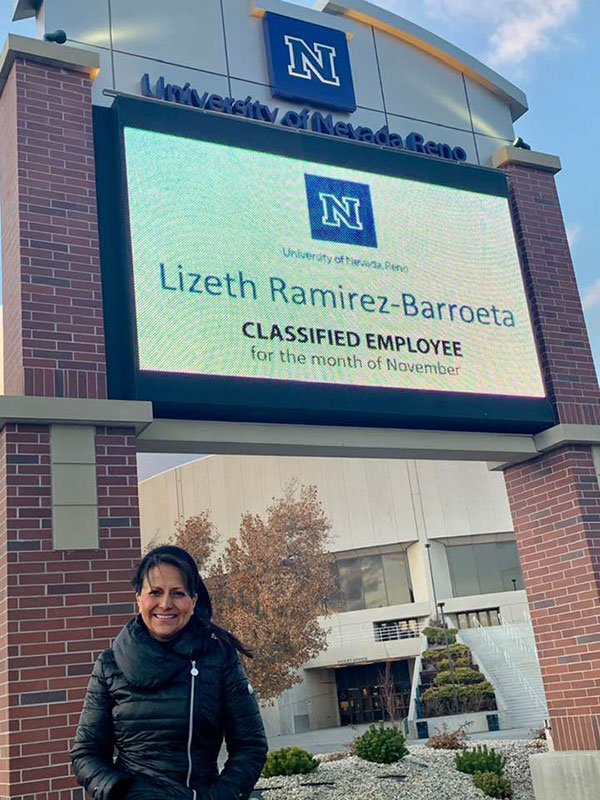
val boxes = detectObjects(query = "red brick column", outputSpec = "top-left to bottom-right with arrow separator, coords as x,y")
1,56 -> 106,400
503,159 -> 600,425
501,153 -> 600,750
0,424 -> 140,800
0,46 -> 142,799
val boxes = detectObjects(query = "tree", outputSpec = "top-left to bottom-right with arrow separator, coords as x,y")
378,661 -> 405,723
173,481 -> 337,701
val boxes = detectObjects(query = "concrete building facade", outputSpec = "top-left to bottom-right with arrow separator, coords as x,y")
140,453 -> 529,735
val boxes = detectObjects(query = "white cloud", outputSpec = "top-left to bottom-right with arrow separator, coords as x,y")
566,223 -> 583,249
583,280 -> 600,312
376,0 -> 580,67
484,0 -> 580,67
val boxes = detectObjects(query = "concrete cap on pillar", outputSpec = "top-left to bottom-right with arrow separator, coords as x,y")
0,33 -> 100,97
491,145 -> 562,174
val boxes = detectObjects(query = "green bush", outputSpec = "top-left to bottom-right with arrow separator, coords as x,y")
435,667 -> 485,686
353,723 -> 409,764
455,745 -> 506,776
423,626 -> 458,646
424,644 -> 470,662
262,747 -> 319,778
472,771 -> 513,798
434,657 -> 472,670
421,682 -> 496,716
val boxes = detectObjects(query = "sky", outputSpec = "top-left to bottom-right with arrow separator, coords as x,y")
1,1 -> 598,479
291,0 -> 600,372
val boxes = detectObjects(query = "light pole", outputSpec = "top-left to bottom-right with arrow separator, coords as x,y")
438,601 -> 460,715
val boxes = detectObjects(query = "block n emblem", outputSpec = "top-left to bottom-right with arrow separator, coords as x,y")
305,174 -> 377,248
284,36 -> 340,86
264,12 -> 356,112
319,193 -> 363,230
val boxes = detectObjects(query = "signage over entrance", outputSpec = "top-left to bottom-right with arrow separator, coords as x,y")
94,97 -> 554,433
264,11 -> 357,113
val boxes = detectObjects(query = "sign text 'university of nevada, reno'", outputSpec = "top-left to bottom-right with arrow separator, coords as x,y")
140,11 -> 468,163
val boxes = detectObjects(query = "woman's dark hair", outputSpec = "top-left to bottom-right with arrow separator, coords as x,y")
133,545 -> 253,658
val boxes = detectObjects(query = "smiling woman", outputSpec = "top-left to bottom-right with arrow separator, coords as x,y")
136,563 -> 198,640
70,546 -> 267,800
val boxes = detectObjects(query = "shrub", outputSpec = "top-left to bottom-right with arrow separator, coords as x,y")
423,626 -> 458,646
262,747 -> 318,777
353,723 -> 409,764
473,771 -> 513,798
426,722 -> 471,750
455,745 -> 506,776
435,667 -> 485,686
421,681 -> 496,716
424,644 -> 470,661
531,726 -> 546,740
434,657 -> 472,670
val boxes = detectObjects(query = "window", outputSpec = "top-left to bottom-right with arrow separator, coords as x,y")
457,608 -> 500,629
333,552 -> 413,612
374,617 -> 420,641
447,541 -> 524,598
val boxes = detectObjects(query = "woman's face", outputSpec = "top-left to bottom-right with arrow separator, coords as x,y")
136,563 -> 197,641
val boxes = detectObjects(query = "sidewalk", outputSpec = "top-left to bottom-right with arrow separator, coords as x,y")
265,722 -> 534,754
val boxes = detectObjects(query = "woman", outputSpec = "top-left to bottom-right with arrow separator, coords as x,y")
71,545 -> 268,800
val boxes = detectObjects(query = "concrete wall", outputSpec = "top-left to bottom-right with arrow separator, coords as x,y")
139,454 -> 514,554
33,0 -> 520,165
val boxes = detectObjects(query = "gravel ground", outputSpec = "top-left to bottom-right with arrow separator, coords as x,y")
253,740 -> 547,799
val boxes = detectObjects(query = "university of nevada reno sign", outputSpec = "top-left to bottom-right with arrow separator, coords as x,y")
264,11 -> 357,113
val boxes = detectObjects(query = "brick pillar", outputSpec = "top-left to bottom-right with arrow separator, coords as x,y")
0,43 -> 143,799
498,149 -> 600,750
0,56 -> 106,400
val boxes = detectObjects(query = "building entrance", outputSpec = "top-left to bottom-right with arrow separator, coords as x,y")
335,660 -> 412,726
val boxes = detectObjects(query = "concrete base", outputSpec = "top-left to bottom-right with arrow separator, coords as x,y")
529,752 -> 600,800
408,710 -> 509,739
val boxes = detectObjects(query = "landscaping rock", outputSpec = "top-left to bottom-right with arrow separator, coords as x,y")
254,739 -> 546,799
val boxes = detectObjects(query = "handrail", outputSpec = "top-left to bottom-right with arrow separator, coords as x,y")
471,619 -> 546,714
331,619 -> 424,648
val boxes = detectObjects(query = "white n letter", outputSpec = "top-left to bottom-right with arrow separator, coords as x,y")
319,193 -> 363,230
284,36 -> 340,86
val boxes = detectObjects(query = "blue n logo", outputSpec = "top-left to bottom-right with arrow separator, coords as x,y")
305,175 -> 377,248
264,12 -> 356,113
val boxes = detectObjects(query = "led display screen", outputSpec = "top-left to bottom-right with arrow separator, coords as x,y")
122,125 -> 545,400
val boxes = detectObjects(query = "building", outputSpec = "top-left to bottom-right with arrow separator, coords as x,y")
140,454 -> 530,735
0,1 -> 597,798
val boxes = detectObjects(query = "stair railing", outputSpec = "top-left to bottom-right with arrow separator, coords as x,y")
471,619 -> 547,716
496,613 -> 535,655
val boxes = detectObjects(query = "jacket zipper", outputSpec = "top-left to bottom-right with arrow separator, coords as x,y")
187,659 -> 198,800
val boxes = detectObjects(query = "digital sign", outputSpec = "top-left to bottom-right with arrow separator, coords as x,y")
95,98 -> 553,431
122,128 -> 544,398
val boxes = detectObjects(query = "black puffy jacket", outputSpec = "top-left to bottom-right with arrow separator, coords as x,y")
70,616 -> 267,800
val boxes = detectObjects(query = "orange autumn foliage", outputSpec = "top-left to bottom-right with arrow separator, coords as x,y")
173,482 -> 337,701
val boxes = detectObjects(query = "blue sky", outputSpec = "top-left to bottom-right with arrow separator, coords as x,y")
291,0 -> 600,373
1,0 -> 597,374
